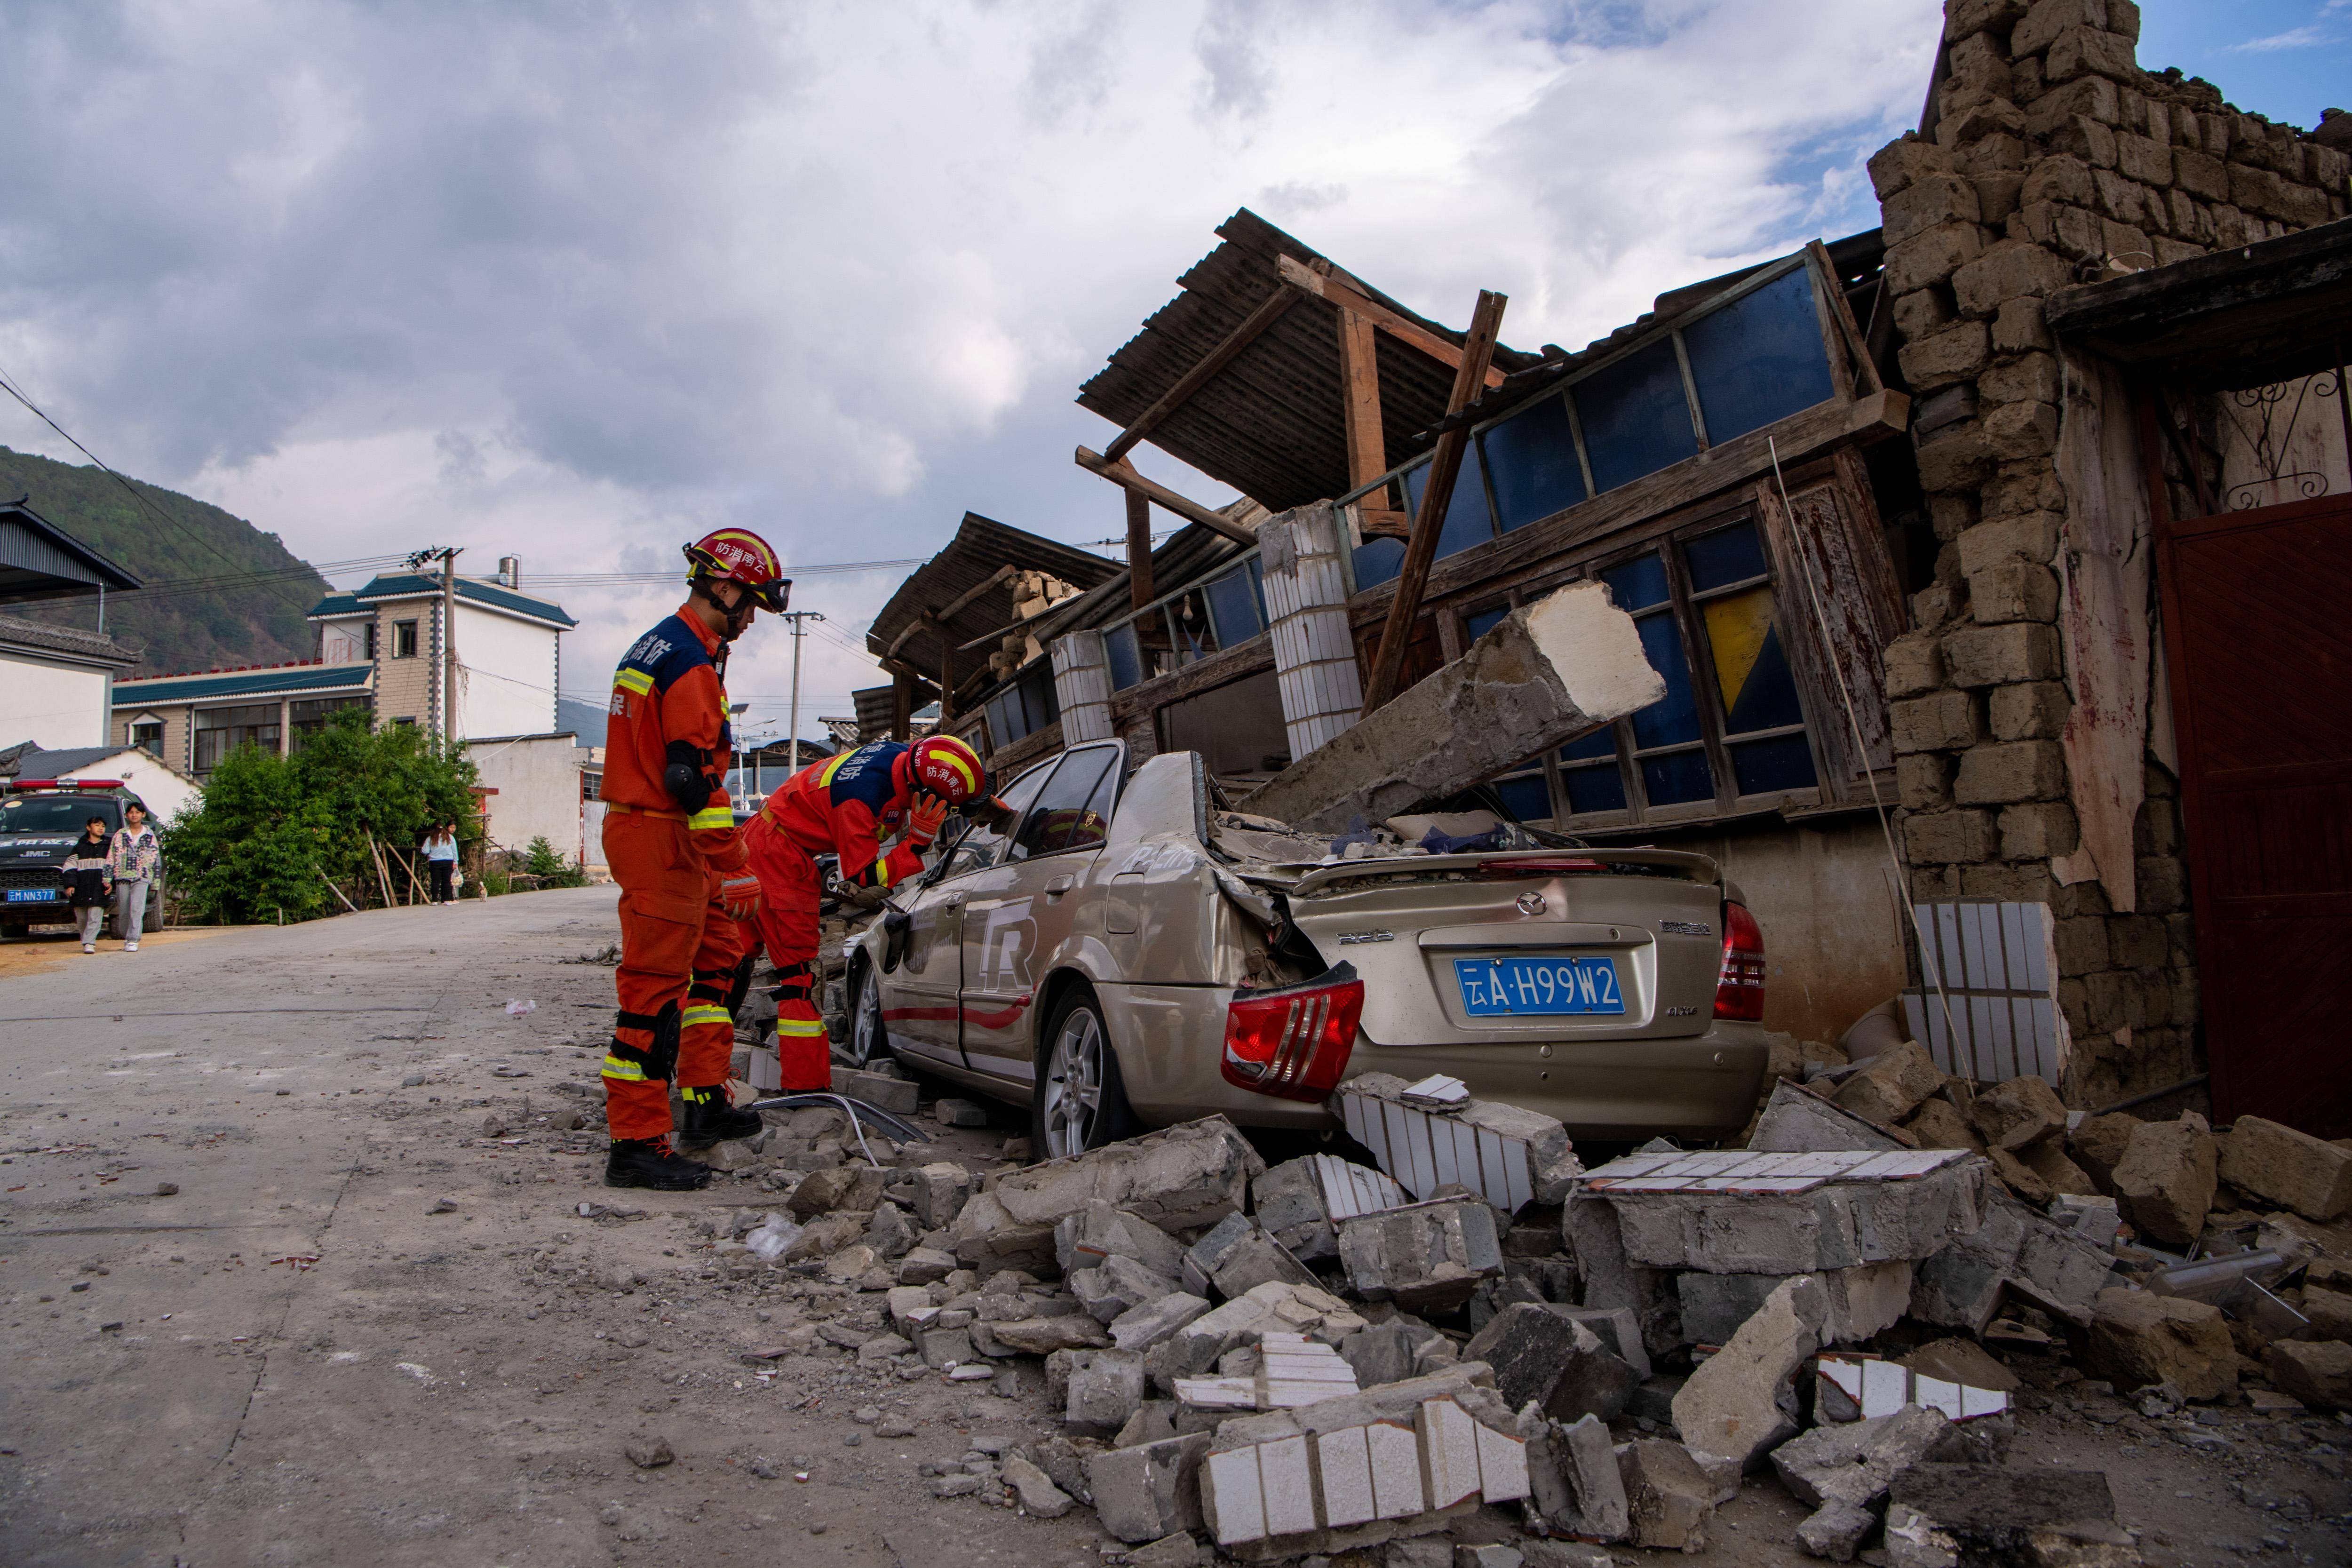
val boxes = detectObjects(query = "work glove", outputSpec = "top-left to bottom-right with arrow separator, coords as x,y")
718,869 -> 762,922
906,791 -> 950,848
969,795 -> 1017,834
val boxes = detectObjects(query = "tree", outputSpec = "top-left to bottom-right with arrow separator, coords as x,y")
165,710 -> 479,924
523,836 -> 587,888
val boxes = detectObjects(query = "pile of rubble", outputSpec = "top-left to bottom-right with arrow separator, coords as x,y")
698,1050 -> 2352,1565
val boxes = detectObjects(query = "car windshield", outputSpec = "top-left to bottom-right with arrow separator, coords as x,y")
0,797 -> 114,835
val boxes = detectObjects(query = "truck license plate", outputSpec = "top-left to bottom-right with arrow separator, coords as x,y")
1454,955 -> 1623,1017
5,888 -> 61,902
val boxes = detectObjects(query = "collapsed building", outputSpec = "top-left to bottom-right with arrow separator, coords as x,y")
862,0 -> 2352,1138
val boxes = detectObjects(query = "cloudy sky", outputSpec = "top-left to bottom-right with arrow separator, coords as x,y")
0,0 -> 2342,734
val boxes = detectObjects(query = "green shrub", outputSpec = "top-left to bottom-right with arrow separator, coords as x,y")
521,835 -> 587,887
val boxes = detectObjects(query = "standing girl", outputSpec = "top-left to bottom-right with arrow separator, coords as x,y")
63,814 -> 112,954
109,801 -> 161,951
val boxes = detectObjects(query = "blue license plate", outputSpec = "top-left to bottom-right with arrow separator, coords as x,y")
1454,955 -> 1623,1017
6,887 -> 61,902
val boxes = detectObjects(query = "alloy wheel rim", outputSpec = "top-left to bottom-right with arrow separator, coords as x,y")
1042,1009 -> 1104,1158
851,970 -> 882,1067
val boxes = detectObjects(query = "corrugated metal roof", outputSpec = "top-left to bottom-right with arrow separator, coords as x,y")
1075,208 -> 1542,511
851,684 -> 904,743
114,661 -> 373,704
0,501 -> 141,605
309,574 -> 578,628
865,513 -> 1119,678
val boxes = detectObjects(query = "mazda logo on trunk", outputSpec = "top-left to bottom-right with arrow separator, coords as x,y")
1515,891 -> 1546,915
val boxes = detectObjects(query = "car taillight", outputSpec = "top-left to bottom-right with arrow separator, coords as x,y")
1221,963 -> 1364,1102
1714,900 -> 1766,1021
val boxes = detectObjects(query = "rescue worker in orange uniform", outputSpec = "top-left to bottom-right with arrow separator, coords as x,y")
745,735 -> 1006,1090
600,528 -> 788,1190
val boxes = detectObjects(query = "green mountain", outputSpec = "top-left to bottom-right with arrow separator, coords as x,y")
0,444 -> 327,676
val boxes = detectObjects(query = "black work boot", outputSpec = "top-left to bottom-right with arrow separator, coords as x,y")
604,1136 -> 713,1191
676,1084 -> 763,1148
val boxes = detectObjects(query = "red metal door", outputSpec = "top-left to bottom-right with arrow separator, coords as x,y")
2157,490 -> 2352,1137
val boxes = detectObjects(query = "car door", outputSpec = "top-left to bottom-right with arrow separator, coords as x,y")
876,757 -> 1055,1070
957,743 -> 1122,1084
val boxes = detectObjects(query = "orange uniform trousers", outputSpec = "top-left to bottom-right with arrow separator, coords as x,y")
602,806 -> 749,1141
744,813 -> 832,1091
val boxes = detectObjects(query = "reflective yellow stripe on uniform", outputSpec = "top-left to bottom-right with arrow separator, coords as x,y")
614,667 -> 654,696
688,806 -> 734,831
681,1005 -> 731,1029
601,1054 -> 646,1081
774,1019 -> 828,1035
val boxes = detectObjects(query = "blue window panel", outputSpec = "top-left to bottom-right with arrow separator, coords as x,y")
1684,521 -> 1769,592
1601,553 -> 1670,612
1682,266 -> 1836,446
1572,337 -> 1698,493
1480,394 -> 1585,531
1402,442 -> 1498,560
1730,732 -> 1818,795
1559,726 -> 1616,762
1353,535 -> 1404,590
1626,613 -> 1702,750
1204,565 -> 1261,645
1641,748 -> 1715,806
1491,773 -> 1552,823
1463,606 -> 1508,644
1562,764 -> 1628,815
1104,623 -> 1142,692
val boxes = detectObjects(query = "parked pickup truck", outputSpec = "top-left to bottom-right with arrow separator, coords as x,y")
0,780 -> 159,939
842,745 -> 1769,1157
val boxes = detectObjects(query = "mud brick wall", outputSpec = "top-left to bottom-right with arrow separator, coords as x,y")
1868,0 -> 2350,1106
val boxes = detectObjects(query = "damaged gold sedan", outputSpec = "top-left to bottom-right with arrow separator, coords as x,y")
844,739 -> 1769,1157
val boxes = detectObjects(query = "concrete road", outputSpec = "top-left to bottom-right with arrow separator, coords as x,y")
0,888 -> 1096,1568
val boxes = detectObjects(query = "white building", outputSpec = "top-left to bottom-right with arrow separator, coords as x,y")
307,559 -> 576,741
0,502 -> 143,749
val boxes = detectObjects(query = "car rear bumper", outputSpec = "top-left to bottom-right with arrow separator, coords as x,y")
1351,1020 -> 1771,1142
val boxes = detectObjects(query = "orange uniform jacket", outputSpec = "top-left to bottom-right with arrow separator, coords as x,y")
606,606 -> 746,871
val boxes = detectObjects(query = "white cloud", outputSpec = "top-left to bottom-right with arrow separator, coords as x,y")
2229,24 -> 2330,52
0,0 -> 1939,719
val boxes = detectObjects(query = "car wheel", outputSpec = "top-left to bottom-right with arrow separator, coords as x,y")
845,962 -> 884,1070
1032,987 -> 1135,1160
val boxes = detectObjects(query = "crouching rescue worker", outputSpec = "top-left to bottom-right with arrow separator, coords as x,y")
600,528 -> 789,1190
745,735 -> 1008,1090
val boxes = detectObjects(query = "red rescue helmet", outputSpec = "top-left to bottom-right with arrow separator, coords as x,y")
683,528 -> 790,613
909,735 -> 985,804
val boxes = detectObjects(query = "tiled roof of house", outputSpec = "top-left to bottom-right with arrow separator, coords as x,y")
308,574 -> 576,628
113,660 -> 373,705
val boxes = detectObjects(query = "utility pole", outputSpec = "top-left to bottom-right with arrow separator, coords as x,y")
775,611 -> 825,774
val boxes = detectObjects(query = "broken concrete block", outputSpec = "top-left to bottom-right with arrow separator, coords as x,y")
1109,1292 -> 1213,1356
1177,1332 -> 1361,1411
2111,1113 -> 2217,1246
1128,1532 -> 1208,1568
1085,1433 -> 1211,1544
864,1201 -> 916,1260
1143,1281 -> 1358,1386
1898,1337 -> 2021,1393
1059,1202 -> 1190,1280
2300,1282 -> 2352,1344
1524,1410 -> 1630,1543
1814,1356 -> 2010,1422
917,1325 -> 976,1369
787,1164 -> 888,1220
1340,1320 -> 1441,1388
1075,1253 -> 1186,1325
1968,1074 -> 2067,1150
2009,1140 -> 2098,1198
833,1067 -> 920,1115
1908,1186 -> 2113,1334
2065,1112 -> 2138,1194
1885,1463 -> 2113,1536
981,1314 -> 1112,1356
1750,1080 -> 1906,1153
1253,1154 -> 1395,1262
1669,1275 -> 1828,1469
1677,1261 -> 1913,1348
1590,1151 -> 1986,1275
2049,1194 -> 2121,1248
1001,1453 -> 1077,1518
1615,1439 -> 1715,1552
1521,1544 -> 1613,1568
1337,1197 -> 1503,1314
1243,578 -> 1664,835
951,1116 -> 1263,1275
2266,1339 -> 2352,1411
1462,1303 -> 1638,1423
1901,1098 -> 1983,1153
1548,1305 -> 1650,1382
1772,1405 -> 1952,1515
905,1161 -> 971,1231
1335,1074 -> 1581,1211
1833,1042 -> 1946,1127
1066,1349 -> 1149,1432
2083,1286 -> 2237,1402
2220,1115 -> 2352,1222
1797,1499 -> 1877,1561
896,1245 -> 955,1286
1209,1224 -> 1320,1300
1881,1501 -> 1960,1568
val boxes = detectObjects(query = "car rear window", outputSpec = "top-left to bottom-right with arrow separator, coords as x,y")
0,797 -> 117,834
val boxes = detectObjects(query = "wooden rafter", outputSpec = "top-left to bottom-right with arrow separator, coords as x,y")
1361,288 -> 1509,713
881,563 -> 1018,660
1338,308 -> 1412,539
1126,488 -> 1155,610
1073,446 -> 1257,544
1279,255 -> 1508,391
1103,288 -> 1300,463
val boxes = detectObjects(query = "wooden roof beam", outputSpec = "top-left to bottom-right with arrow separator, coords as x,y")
880,562 -> 1018,660
1278,255 -> 1508,391
1102,287 -> 1300,463
1073,446 -> 1258,545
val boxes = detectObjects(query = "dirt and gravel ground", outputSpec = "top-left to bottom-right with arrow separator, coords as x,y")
0,886 -> 2347,1567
